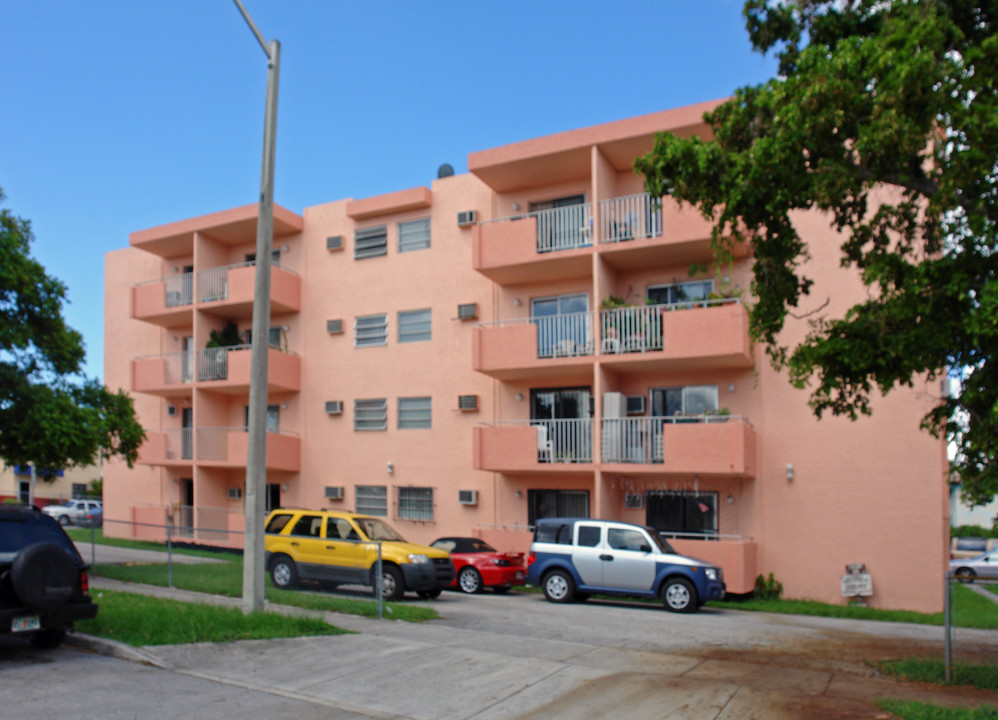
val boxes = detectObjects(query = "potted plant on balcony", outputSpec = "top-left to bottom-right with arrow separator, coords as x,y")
201,322 -> 241,380
703,408 -> 731,423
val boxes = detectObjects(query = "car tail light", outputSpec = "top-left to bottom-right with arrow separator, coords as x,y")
80,571 -> 90,594
527,552 -> 536,566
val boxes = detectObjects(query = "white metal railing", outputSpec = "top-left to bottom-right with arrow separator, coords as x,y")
599,193 -> 662,243
482,419 -> 593,463
197,263 -> 250,303
161,428 -> 193,461
159,351 -> 193,384
536,204 -> 593,253
600,298 -> 741,354
195,427 -> 237,461
164,272 -> 194,307
660,531 -> 749,542
534,312 -> 593,358
196,344 -> 250,382
602,415 -> 746,464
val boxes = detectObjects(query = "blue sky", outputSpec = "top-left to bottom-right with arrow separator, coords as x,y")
1,1 -> 777,381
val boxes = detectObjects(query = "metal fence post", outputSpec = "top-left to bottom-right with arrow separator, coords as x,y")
376,539 -> 383,620
89,520 -> 96,568
944,570 -> 952,682
167,512 -> 174,589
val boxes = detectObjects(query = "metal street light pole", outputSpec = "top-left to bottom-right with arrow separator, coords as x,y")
232,0 -> 279,615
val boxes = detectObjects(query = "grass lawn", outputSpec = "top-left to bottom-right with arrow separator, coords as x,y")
92,558 -> 439,623
77,590 -> 346,646
708,585 -> 998,630
876,699 -> 998,720
878,658 -> 998,691
67,528 -> 229,559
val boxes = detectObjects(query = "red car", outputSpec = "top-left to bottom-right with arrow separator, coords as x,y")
430,537 -> 525,594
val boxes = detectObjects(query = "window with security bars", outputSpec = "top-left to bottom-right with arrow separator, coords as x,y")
398,217 -> 430,252
355,314 -> 388,347
355,225 -> 387,259
398,397 -> 431,429
356,485 -> 388,517
72,483 -> 88,499
398,486 -> 434,521
354,398 -> 387,431
398,308 -> 431,343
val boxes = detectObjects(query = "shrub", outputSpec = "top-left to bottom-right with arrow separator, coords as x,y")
754,572 -> 783,600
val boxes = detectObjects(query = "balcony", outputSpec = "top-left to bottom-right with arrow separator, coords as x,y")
131,273 -> 194,327
138,427 -> 300,471
473,205 -> 594,284
195,427 -> 301,471
601,416 -> 756,477
473,313 -> 595,381
132,346 -> 301,396
473,420 -> 594,473
196,262 -> 301,318
668,536 -> 758,595
599,300 -> 753,372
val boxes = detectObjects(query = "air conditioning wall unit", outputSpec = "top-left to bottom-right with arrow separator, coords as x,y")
227,487 -> 243,500
626,395 -> 646,415
457,303 -> 478,320
325,400 -> 344,415
167,406 -> 177,416
457,210 -> 477,227
327,318 -> 344,334
458,489 -> 478,506
325,486 -> 344,500
458,394 -> 478,412
326,235 -> 343,251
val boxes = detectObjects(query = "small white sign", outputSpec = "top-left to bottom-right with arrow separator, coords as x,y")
841,573 -> 873,597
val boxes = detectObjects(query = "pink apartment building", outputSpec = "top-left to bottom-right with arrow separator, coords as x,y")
103,99 -> 950,612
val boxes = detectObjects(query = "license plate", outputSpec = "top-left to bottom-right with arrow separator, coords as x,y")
12,615 -> 40,633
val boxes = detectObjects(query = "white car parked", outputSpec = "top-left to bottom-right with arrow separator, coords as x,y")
951,547 -> 998,583
42,499 -> 102,526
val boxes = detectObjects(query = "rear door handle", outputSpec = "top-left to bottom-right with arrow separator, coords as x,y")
290,541 -> 299,547
599,554 -> 614,561
325,545 -> 337,550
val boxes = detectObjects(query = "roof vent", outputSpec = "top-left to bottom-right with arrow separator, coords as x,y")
437,163 -> 455,179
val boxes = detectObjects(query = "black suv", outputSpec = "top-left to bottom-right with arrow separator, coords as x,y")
1,505 -> 99,648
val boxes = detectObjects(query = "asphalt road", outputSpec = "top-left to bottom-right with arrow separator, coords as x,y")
1,543 -> 994,719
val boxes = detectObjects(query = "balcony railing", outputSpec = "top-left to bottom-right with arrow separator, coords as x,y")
164,272 -> 194,307
600,298 -> 741,354
534,311 -> 593,358
535,204 -> 593,253
602,415 -> 742,464
197,262 -> 253,303
195,344 -> 251,382
598,193 -> 662,243
161,351 -> 193,383
163,427 -> 193,461
486,419 -> 593,463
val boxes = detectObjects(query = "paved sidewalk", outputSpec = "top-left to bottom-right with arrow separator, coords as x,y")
75,577 -> 998,720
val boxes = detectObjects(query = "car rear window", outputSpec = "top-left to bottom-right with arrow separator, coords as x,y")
0,513 -> 80,557
265,513 -> 294,534
535,522 -> 573,545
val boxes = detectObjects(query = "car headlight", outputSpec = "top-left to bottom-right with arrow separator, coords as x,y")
704,568 -> 718,581
407,553 -> 429,564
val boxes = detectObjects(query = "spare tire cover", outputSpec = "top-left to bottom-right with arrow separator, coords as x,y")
11,543 -> 78,611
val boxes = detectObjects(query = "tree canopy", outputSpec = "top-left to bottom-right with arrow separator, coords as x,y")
635,0 -> 998,505
0,187 -> 144,474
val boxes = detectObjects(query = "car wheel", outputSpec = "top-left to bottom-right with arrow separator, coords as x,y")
954,568 -> 976,584
542,569 -> 575,603
269,555 -> 298,590
30,628 -> 67,649
492,585 -> 512,594
417,588 -> 442,600
380,565 -> 405,601
457,567 -> 482,594
58,516 -> 70,526
11,543 -> 78,611
662,578 -> 698,613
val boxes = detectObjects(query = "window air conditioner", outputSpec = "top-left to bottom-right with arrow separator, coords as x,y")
626,395 -> 646,415
227,488 -> 243,500
458,489 -> 478,506
327,319 -> 344,334
457,210 -> 477,227
457,303 -> 478,320
325,401 -> 344,415
325,486 -> 344,500
167,406 -> 177,416
458,394 -> 478,411
326,235 -> 343,251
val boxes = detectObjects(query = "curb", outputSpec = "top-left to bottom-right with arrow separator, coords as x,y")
65,632 -> 173,670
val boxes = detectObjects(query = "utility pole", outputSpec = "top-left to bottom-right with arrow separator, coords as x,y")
233,0 -> 280,615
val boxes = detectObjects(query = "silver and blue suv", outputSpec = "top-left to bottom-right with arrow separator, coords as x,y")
526,518 -> 725,613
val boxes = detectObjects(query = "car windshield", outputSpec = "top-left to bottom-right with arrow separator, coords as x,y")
354,517 -> 406,542
647,528 -> 676,554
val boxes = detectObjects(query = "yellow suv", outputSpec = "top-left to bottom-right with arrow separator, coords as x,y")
264,509 -> 454,601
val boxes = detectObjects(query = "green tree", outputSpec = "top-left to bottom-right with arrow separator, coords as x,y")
0,187 -> 144,479
635,1 -> 998,504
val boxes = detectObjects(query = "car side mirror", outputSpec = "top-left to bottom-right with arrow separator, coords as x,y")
640,544 -> 651,553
